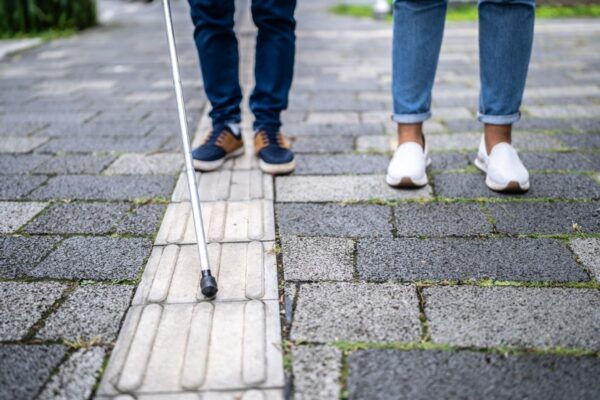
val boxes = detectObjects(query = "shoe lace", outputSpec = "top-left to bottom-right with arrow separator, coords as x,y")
257,129 -> 284,147
204,124 -> 228,145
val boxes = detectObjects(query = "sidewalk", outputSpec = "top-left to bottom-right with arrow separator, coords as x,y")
279,1 -> 600,399
0,0 -> 599,399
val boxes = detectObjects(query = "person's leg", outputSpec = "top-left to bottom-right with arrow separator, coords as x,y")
387,0 -> 447,187
478,0 -> 535,150
189,0 -> 242,127
475,0 -> 535,191
393,0 -> 448,146
188,0 -> 244,171
250,0 -> 296,132
250,0 -> 297,174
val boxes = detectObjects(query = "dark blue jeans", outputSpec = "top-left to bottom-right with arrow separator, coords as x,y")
189,0 -> 296,132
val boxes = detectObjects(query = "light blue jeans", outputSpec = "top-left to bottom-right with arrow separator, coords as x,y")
392,0 -> 535,125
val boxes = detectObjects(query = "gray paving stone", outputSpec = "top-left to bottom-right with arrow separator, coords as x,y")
31,236 -> 152,280
348,349 -> 600,400
519,151 -> 595,171
276,203 -> 392,238
424,286 -> 600,349
276,175 -> 431,202
295,154 -> 389,175
0,175 -> 47,199
286,123 -> 383,137
291,282 -> 421,342
0,201 -> 47,233
394,203 -> 492,236
38,347 -> 106,400
293,345 -> 341,400
28,175 -> 175,200
0,136 -> 48,153
569,238 -> 600,281
104,153 -> 183,175
556,133 -> 600,149
37,121 -> 157,137
358,238 -> 587,282
38,136 -> 166,153
0,235 -> 61,278
0,344 -> 66,400
38,284 -> 133,342
0,281 -> 67,341
355,135 -> 393,153
0,112 -> 96,125
291,135 -> 354,153
32,154 -> 116,174
488,202 -> 600,234
24,202 -> 130,234
116,203 -> 166,236
0,121 -> 46,136
572,118 -> 600,132
282,236 -> 354,281
434,173 -> 600,199
0,154 -> 51,174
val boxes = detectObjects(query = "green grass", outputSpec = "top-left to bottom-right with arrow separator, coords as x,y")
330,4 -> 600,22
0,27 -> 75,40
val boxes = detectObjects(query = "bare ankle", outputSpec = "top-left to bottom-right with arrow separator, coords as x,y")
397,123 -> 424,147
484,124 -> 512,154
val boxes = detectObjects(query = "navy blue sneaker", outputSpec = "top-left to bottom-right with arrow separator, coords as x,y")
254,129 -> 295,174
192,125 -> 244,171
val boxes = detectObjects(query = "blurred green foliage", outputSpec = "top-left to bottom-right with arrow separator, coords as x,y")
0,0 -> 96,36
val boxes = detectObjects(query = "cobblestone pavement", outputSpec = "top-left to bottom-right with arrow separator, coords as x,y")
0,1 -> 207,398
2,0 -> 600,398
278,1 -> 600,399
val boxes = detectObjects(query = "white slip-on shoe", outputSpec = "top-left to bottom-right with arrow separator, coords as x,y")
386,138 -> 431,188
474,135 -> 530,193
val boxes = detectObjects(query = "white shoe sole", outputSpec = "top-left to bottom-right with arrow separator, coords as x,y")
385,157 -> 431,188
193,147 -> 245,172
259,159 -> 296,175
474,156 -> 530,193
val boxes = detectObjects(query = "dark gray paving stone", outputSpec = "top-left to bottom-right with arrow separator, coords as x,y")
116,203 -> 166,236
295,154 -> 389,175
291,135 -> 354,154
0,112 -> 96,125
0,344 -> 66,400
348,349 -> 600,400
519,151 -> 595,171
286,123 -> 384,137
24,202 -> 131,234
572,118 -> 600,132
555,133 -> 600,149
425,286 -> 600,349
38,347 -> 105,400
276,203 -> 392,238
358,238 -> 587,282
0,175 -> 47,199
31,236 -> 152,280
37,284 -> 133,342
37,136 -> 166,153
429,152 -> 469,170
488,202 -> 600,234
434,173 -> 600,199
0,282 -> 67,341
293,345 -> 341,400
394,203 -> 492,236
32,154 -> 116,174
291,282 -> 421,342
0,235 -> 62,278
28,175 -> 174,201
0,154 -> 51,174
282,235 -> 354,281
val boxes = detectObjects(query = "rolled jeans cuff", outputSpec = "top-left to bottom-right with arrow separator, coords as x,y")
391,111 -> 431,124
477,111 -> 521,125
